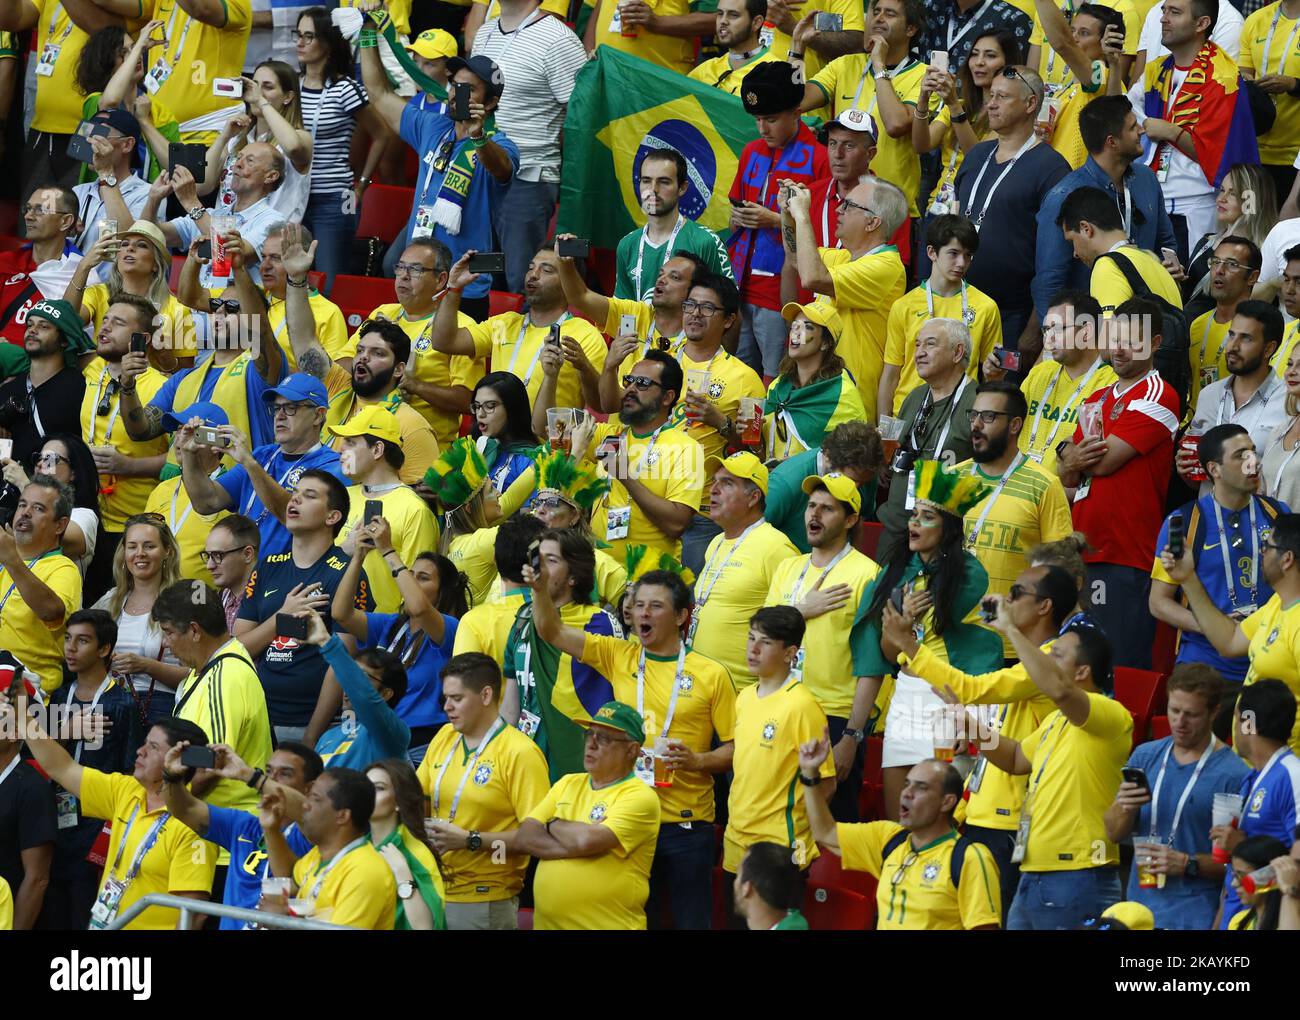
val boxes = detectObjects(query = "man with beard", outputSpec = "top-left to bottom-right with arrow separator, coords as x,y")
1187,238 -> 1261,407
0,300 -> 89,468
956,381 -> 1074,660
689,0 -> 778,96
613,150 -> 732,303
430,246 -> 609,413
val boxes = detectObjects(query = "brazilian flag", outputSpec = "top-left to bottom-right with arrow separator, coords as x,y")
558,48 -> 758,248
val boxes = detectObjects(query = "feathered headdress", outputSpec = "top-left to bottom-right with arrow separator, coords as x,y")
533,448 -> 610,514
912,459 -> 989,518
624,544 -> 695,587
423,437 -> 490,510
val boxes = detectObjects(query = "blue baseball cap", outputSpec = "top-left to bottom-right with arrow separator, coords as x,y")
160,401 -> 228,433
262,373 -> 329,409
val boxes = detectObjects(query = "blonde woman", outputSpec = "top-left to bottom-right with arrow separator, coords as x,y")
1261,349 -> 1300,511
91,513 -> 188,721
1184,165 -> 1277,299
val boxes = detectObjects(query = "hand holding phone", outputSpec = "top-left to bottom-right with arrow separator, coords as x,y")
364,499 -> 384,526
1121,766 -> 1150,792
275,612 -> 310,641
181,745 -> 217,770
1167,511 -> 1185,560
466,252 -> 505,275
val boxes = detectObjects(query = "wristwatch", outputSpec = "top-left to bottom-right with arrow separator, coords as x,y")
951,110 -> 969,124
843,727 -> 866,743
97,174 -> 118,189
396,880 -> 415,900
1055,439 -> 1071,458
1184,853 -> 1200,878
798,772 -> 821,787
187,205 -> 206,222
466,830 -> 482,852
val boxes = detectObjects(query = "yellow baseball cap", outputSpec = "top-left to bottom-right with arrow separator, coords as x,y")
328,405 -> 403,446
781,300 -> 844,345
802,471 -> 861,515
1099,902 -> 1155,931
706,451 -> 770,495
406,29 -> 457,60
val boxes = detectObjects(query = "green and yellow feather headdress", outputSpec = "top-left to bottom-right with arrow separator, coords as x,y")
624,544 -> 695,587
911,459 -> 989,518
533,448 -> 610,514
423,437 -> 490,510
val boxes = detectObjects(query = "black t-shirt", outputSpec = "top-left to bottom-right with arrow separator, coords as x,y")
956,140 -> 1070,315
237,546 -> 373,727
0,368 -> 88,467
0,757 -> 58,904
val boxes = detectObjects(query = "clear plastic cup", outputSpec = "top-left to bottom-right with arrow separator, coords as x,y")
932,704 -> 960,763
739,397 -> 763,446
1211,792 -> 1243,863
547,407 -> 576,454
1078,402 -> 1103,440
653,736 -> 674,787
1242,864 -> 1276,895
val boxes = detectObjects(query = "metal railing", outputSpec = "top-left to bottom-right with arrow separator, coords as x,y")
105,893 -> 349,931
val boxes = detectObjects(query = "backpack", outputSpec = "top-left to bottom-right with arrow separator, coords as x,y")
1095,250 -> 1191,413
880,829 -> 975,890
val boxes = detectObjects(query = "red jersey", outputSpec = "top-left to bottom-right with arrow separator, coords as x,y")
808,177 -> 911,266
0,248 -> 48,348
1071,369 -> 1180,571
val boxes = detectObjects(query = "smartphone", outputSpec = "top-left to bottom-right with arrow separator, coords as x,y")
556,236 -> 591,259
0,438 -> 12,462
196,239 -> 212,261
813,11 -> 843,31
1167,511 -> 1185,560
66,120 -> 112,164
276,612 -> 309,641
168,141 -> 207,181
466,251 -> 505,275
212,77 -> 242,98
528,539 -> 542,575
546,324 -> 561,348
980,596 -> 998,624
729,196 -> 748,208
451,81 -> 472,121
364,499 -> 384,525
129,332 -> 150,355
1121,766 -> 1150,792
930,50 -> 950,75
889,586 -> 906,615
181,745 -> 216,770
195,425 -> 231,448
994,348 -> 1022,372
619,313 -> 638,337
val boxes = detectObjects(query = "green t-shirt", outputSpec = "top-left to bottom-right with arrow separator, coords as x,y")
614,218 -> 733,302
764,447 -> 877,555
773,909 -> 809,930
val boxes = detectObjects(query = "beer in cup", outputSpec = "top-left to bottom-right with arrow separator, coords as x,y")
547,407 -> 576,454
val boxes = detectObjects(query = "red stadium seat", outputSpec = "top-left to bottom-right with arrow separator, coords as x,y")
1114,667 -> 1165,745
1152,620 -> 1178,677
356,183 -> 414,245
489,290 -> 524,318
856,521 -> 884,559
516,907 -> 533,930
803,881 -> 872,930
808,849 -> 871,896
1150,715 -> 1171,740
330,273 -> 397,331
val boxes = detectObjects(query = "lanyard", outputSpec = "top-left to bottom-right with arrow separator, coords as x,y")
1244,747 -> 1292,814
302,835 -> 368,900
946,0 -> 994,52
924,280 -> 969,324
109,802 -> 171,883
637,644 -> 688,740
27,375 -> 47,439
242,446 -> 320,516
820,187 -> 843,249
0,755 -> 18,789
1265,416 -> 1300,494
488,8 -> 545,64
1263,4 -> 1300,76
45,1 -> 72,46
1211,497 -> 1259,606
163,1 -> 195,69
640,324 -> 684,359
1117,179 -> 1132,239
788,542 -> 853,604
851,58 -> 915,117
1201,313 -> 1227,373
90,367 -> 123,443
169,482 -> 196,536
633,214 -> 685,293
925,375 -> 970,459
695,520 -> 763,607
1149,736 -> 1218,842
67,679 -> 112,764
431,717 -> 504,822
964,454 -> 1025,549
506,312 -> 571,385
1026,359 -> 1103,453
0,551 -> 58,615
421,126 -> 456,203
966,134 -> 1037,228
1029,714 -> 1069,794
1218,375 -> 1277,427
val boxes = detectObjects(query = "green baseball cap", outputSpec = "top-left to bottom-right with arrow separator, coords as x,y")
585,700 -> 645,745
27,299 -> 93,367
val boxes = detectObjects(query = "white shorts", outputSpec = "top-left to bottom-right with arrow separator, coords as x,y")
881,669 -> 945,769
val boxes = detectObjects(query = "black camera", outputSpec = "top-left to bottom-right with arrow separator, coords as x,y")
891,447 -> 917,474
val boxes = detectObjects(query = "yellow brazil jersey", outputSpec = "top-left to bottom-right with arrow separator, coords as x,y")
81,359 -> 170,533
1242,4 -> 1300,165
341,484 -> 440,613
957,456 -> 1074,655
324,373 -> 442,486
1229,907 -> 1257,930
1090,244 -> 1184,314
1020,693 -> 1132,871
30,0 -> 90,134
764,0 -> 865,83
0,875 -> 10,931
691,522 -> 800,689
0,551 -> 80,693
1046,63 -> 1109,170
723,677 -> 836,872
900,642 -> 1057,830
1190,308 -> 1233,408
765,547 -> 880,717
135,0 -> 252,142
810,55 -> 929,217
467,312 -> 608,412
688,48 -> 778,96
1240,595 -> 1300,752
528,771 -> 661,930
449,527 -> 500,608
602,296 -> 684,360
344,303 -> 484,449
590,420 -> 706,562
452,591 -> 526,660
78,769 -> 218,930
171,638 -> 272,814
292,841 -> 396,929
1273,319 -> 1300,379
883,282 -> 1001,415
1032,0 -> 1141,60
1018,356 -> 1117,472
838,821 -> 1001,929
417,722 -> 551,902
582,633 -> 737,823
268,291 -> 349,365
593,0 -> 698,74
82,285 -> 197,358
927,109 -> 993,207
821,246 -> 907,421
145,475 -> 230,581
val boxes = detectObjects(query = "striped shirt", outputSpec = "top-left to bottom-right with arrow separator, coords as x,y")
299,76 -> 368,196
471,12 -> 587,181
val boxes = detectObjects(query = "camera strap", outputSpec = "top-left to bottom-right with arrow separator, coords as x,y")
26,376 -> 46,439
171,653 -> 244,718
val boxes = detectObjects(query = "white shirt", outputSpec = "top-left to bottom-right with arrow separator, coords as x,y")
68,506 -> 98,577
1191,371 -> 1289,461
1138,1 -> 1243,64
90,590 -> 183,694
1260,216 -> 1300,287
72,175 -> 152,284
168,194 -> 280,287
1127,67 -> 1215,203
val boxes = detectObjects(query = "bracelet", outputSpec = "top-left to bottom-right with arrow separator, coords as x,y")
379,548 -> 397,557
1290,77 -> 1300,98
118,382 -> 136,394
358,176 -> 371,185
788,50 -> 804,60
951,110 -> 968,123
162,769 -> 186,784
286,275 -> 308,288
358,27 -> 378,48
390,565 -> 408,578
798,772 -> 821,787
912,107 -> 930,121
245,768 -> 264,790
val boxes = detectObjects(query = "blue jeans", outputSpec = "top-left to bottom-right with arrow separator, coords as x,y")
496,177 -> 558,293
964,825 -> 1019,925
303,191 -> 358,293
680,513 -> 721,578
826,715 -> 866,823
645,821 -> 716,930
737,302 -> 787,377
1007,867 -> 1123,930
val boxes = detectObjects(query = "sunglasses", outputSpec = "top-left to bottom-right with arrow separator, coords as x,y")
1008,584 -> 1042,602
35,451 -> 71,468
209,298 -> 241,313
97,379 -> 121,416
533,495 -> 570,512
622,374 -> 663,391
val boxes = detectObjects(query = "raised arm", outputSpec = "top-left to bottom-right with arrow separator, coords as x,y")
280,224 -> 332,379
178,421 -> 237,514
178,0 -> 234,27
63,238 -> 112,321
200,117 -> 246,196
989,597 -> 1091,726
357,34 -> 408,132
330,537 -> 372,641
555,235 -> 612,325
161,741 -> 213,836
428,254 -> 485,357
0,0 -> 37,32
226,230 -> 281,384
787,186 -> 834,296
60,0 -> 123,32
1033,0 -> 1100,86
798,727 -> 840,854
101,21 -> 162,110
248,78 -> 312,173
1158,546 -> 1250,658
370,516 -> 444,643
522,555 -> 590,660
3,691 -> 83,796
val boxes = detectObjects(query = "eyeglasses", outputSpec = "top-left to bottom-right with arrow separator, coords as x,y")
890,850 -> 920,886
584,729 -> 633,748
1008,583 -> 1042,602
272,402 -> 308,418
36,451 -> 71,468
533,495 -> 570,512
840,196 -> 878,218
201,546 -> 249,565
622,374 -> 664,391
1208,256 -> 1249,272
470,399 -> 501,414
966,409 -> 1012,425
393,262 -> 432,277
291,29 -> 316,41
22,203 -> 59,216
209,298 -> 241,313
1262,540 -> 1284,554
682,299 -> 723,316
97,379 -> 120,416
